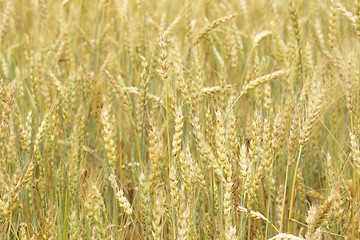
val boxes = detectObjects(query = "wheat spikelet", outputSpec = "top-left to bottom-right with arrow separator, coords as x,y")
243,70 -> 287,92
148,119 -> 164,186
237,206 -> 270,223
178,186 -> 191,239
0,0 -> 12,43
139,172 -> 152,232
2,175 -> 21,219
152,190 -> 165,240
275,185 -> 284,228
287,103 -> 301,166
21,162 -> 34,188
179,145 -> 192,192
253,30 -> 272,49
109,174 -> 133,216
18,222 -> 27,240
328,0 -> 337,48
215,110 -> 231,179
305,193 -> 335,236
193,14 -> 237,44
157,35 -> 169,81
68,210 -> 81,240
105,70 -> 132,113
336,3 -> 357,31
20,111 -> 32,154
200,85 -> 232,98
224,177 -> 236,240
5,120 -> 16,167
263,118 -> 275,195
0,81 -> 15,152
172,106 -> 183,161
271,111 -> 286,153
169,164 -> 179,220
229,69 -> 287,111
191,115 -> 221,179
355,0 -> 360,39
102,106 -> 117,173
350,132 -> 360,174
85,184 -> 106,239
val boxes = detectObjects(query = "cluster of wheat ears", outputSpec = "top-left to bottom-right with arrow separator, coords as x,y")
0,0 -> 359,239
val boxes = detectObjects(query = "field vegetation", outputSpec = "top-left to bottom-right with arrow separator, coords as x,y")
0,0 -> 359,239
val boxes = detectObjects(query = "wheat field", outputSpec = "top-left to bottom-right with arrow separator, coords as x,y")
0,0 -> 359,239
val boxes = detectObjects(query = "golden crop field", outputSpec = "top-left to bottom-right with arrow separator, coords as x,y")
0,0 -> 359,239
